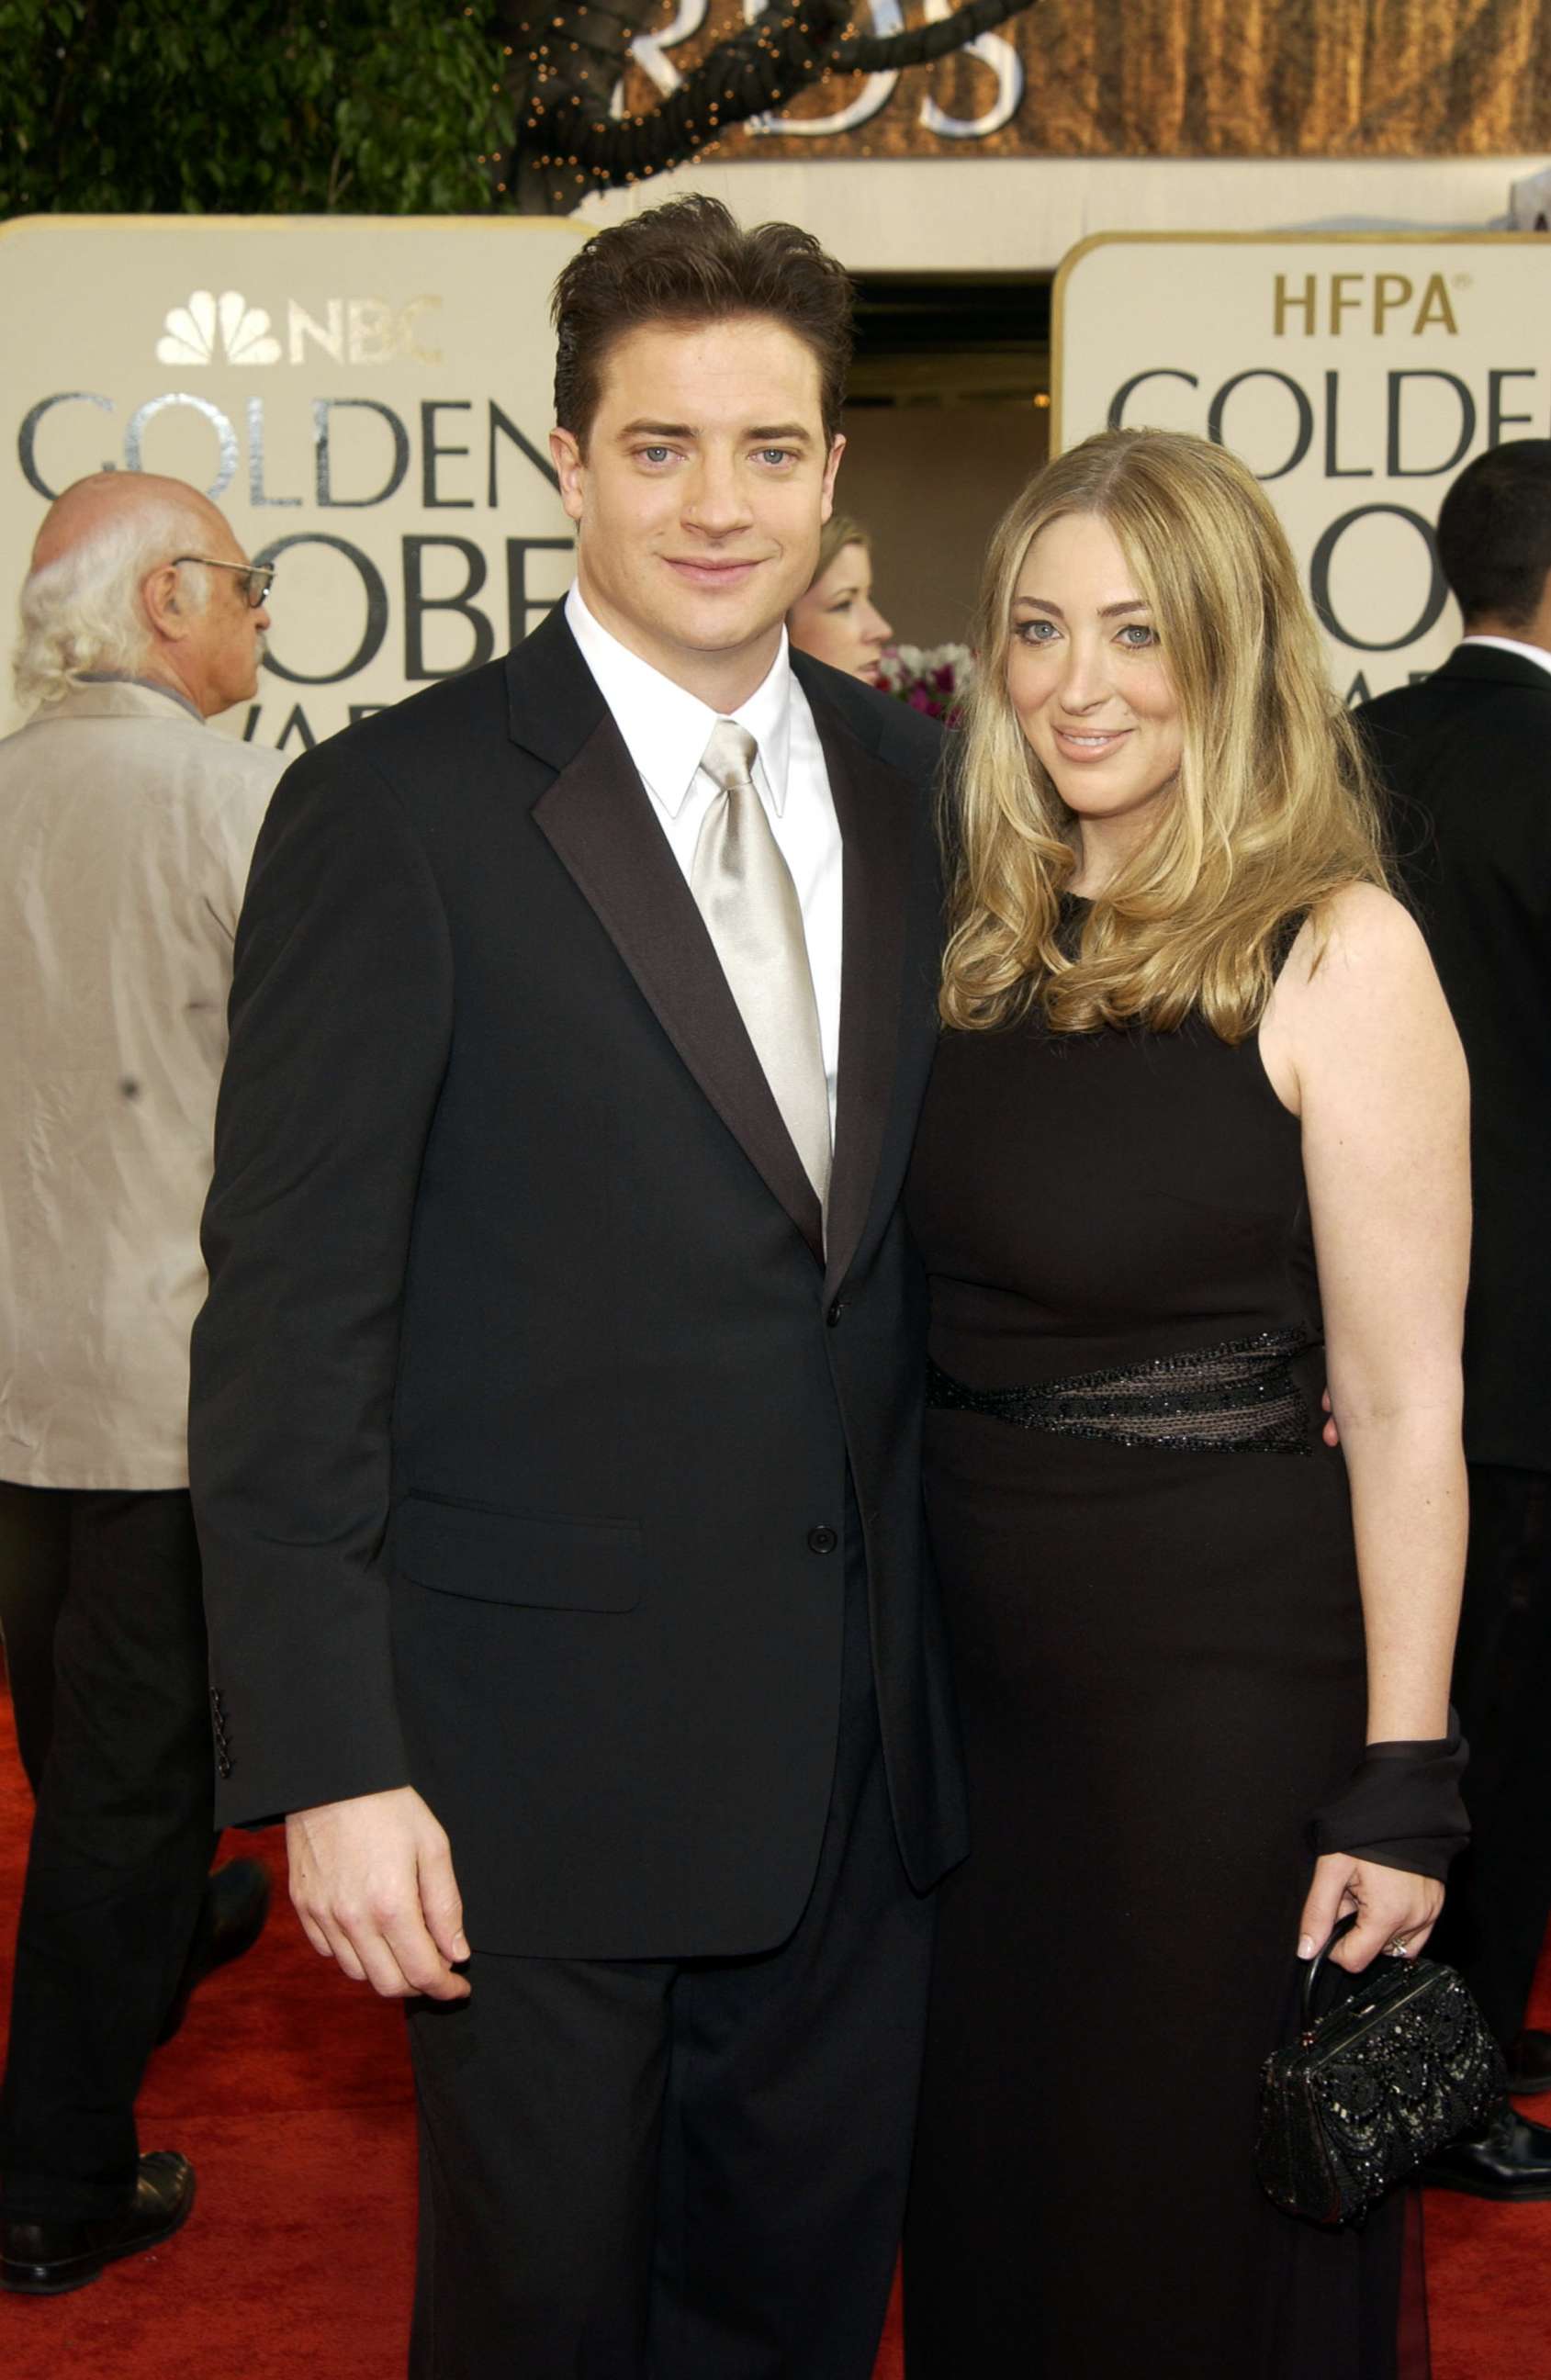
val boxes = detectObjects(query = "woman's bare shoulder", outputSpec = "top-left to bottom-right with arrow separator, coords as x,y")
1282,881 -> 1431,999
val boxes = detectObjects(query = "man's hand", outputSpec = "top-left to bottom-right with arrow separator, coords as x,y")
1297,1849 -> 1443,1975
287,1785 -> 472,2001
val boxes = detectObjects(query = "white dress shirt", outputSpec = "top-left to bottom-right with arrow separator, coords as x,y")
0,680 -> 283,1488
1460,634 -> 1551,680
565,584 -> 844,1134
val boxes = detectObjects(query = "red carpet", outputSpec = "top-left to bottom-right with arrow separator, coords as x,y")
0,1680 -> 1543,2378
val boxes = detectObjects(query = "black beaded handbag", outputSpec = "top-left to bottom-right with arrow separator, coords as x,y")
1255,1914 -> 1505,2225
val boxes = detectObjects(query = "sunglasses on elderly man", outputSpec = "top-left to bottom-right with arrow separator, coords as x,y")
170,556 -> 275,608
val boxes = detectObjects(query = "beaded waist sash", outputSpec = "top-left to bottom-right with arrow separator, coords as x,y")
926,1327 -> 1316,1456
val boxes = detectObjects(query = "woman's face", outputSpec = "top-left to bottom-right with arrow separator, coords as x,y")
1006,511 -> 1183,846
786,542 -> 894,681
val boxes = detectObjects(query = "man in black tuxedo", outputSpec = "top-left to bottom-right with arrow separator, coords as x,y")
1361,438 -> 1551,2201
189,196 -> 965,2375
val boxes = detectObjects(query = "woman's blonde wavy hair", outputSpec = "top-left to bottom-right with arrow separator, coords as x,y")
940,428 -> 1388,1043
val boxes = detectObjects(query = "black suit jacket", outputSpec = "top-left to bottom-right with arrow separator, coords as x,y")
190,608 -> 968,1957
1359,643 -> 1551,1472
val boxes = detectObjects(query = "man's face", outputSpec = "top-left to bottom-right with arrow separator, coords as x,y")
183,520 -> 271,716
551,316 -> 843,698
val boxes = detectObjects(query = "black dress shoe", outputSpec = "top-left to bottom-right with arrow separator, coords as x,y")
1507,2028 -> 1551,2096
1418,2096 -> 1551,2200
156,1857 -> 271,2046
0,2151 -> 195,2295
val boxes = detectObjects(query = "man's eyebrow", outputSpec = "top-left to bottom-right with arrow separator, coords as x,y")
616,419 -> 695,440
613,418 -> 816,445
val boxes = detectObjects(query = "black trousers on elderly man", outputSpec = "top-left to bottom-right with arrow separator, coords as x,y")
0,1483 -> 215,2222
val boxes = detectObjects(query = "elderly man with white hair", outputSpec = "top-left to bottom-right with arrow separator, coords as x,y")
0,473 -> 282,2295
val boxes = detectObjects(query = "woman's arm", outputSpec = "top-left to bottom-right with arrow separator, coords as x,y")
1261,882 -> 1470,1969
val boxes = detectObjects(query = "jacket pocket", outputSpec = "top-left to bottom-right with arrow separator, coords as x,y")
391,1494 -> 643,1613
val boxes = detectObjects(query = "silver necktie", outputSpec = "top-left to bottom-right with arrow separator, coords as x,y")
691,719 -> 831,1214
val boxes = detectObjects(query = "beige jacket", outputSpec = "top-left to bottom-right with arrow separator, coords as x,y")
0,681 -> 284,1488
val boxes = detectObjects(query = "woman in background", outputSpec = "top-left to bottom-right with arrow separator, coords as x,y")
903,428 -> 1470,2377
786,513 -> 893,683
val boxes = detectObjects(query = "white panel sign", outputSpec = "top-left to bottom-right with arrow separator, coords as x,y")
1053,233 -> 1551,702
0,215 -> 586,747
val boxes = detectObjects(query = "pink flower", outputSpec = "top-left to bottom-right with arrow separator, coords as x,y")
876,642 -> 974,730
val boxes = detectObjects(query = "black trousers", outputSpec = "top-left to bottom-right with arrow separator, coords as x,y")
1433,1464 -> 1551,2051
404,1504 -> 935,2380
0,1484 -> 216,2221
0,1481 -> 70,1793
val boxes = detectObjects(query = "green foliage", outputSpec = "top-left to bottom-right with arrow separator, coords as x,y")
0,0 -> 517,217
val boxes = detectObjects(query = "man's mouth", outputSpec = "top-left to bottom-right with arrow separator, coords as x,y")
663,556 -> 763,588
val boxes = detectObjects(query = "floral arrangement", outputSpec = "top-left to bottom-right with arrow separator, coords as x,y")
872,642 -> 974,728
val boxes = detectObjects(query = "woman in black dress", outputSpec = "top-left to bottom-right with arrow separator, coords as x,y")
903,429 -> 1470,2378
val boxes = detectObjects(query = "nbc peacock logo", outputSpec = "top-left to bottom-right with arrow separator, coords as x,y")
157,290 -> 283,367
153,287 -> 442,367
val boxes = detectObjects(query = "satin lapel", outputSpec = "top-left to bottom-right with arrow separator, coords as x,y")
532,711 -> 826,1264
812,695 -> 913,1299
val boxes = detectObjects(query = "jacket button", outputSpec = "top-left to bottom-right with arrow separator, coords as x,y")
807,1525 -> 838,1555
826,1297 -> 846,1328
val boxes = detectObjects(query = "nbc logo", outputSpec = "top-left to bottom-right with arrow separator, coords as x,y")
157,290 -> 282,366
153,287 -> 442,368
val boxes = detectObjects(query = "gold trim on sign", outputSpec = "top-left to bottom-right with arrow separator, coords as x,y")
1049,229 -> 1547,455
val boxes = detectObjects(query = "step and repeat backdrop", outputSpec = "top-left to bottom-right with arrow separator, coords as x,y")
1052,232 -> 1551,703
0,215 -> 583,747
3,215 -> 1549,740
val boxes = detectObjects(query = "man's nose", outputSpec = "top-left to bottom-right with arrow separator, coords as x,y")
683,457 -> 750,533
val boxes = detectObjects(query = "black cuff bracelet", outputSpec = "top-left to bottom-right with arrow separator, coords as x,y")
1309,1709 -> 1470,1882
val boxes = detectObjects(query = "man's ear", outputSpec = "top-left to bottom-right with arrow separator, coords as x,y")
819,433 -> 846,524
549,428 -> 587,526
141,563 -> 190,646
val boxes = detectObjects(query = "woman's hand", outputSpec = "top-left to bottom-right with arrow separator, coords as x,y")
1297,1850 -> 1444,1973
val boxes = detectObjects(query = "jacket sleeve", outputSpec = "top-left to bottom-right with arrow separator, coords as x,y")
189,739 -> 454,1824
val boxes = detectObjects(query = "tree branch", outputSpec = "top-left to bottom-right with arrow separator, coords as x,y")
501,0 -> 1040,212
835,0 -> 1032,71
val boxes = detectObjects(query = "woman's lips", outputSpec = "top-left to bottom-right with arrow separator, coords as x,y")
1051,724 -> 1132,759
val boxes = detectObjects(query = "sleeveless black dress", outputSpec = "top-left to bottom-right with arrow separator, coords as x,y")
902,919 -> 1423,2378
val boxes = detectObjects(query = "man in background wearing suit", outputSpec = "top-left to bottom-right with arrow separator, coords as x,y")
0,475 -> 277,2294
190,197 -> 965,2378
1362,438 -> 1551,2200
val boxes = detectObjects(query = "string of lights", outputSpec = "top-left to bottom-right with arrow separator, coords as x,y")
490,0 -> 1041,212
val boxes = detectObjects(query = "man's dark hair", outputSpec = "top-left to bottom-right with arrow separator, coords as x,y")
551,195 -> 853,450
1436,439 -> 1551,628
